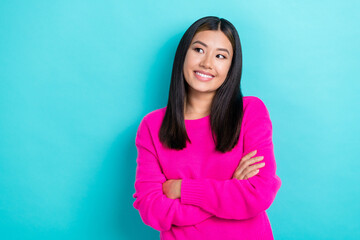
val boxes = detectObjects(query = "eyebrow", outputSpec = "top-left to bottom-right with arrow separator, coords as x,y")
192,40 -> 230,55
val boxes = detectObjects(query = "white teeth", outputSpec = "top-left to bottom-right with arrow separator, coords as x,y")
195,71 -> 213,78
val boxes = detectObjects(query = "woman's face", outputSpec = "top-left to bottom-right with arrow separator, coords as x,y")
183,30 -> 233,98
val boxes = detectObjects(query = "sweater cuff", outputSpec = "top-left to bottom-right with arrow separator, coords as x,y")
180,178 -> 206,207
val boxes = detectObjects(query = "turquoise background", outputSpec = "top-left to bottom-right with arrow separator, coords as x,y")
1,1 -> 359,239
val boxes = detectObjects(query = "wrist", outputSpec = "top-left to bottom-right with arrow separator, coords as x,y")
178,180 -> 182,198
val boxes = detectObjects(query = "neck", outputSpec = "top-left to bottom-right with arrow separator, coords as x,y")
184,91 -> 214,118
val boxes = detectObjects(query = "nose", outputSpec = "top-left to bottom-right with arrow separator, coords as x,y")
200,53 -> 213,69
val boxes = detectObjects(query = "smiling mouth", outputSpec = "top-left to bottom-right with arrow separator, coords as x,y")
194,71 -> 214,79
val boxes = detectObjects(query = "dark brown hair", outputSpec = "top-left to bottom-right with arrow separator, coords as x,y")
159,16 -> 244,153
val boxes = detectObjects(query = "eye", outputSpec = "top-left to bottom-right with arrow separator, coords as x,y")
194,47 -> 204,53
217,54 -> 226,59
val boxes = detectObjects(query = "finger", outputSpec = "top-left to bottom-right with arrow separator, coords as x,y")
232,168 -> 244,179
246,162 -> 265,173
234,167 -> 260,180
244,169 -> 260,179
247,156 -> 265,166
238,162 -> 265,179
233,172 -> 243,180
241,150 -> 258,162
237,156 -> 264,172
233,152 -> 262,179
240,156 -> 264,168
236,151 -> 260,169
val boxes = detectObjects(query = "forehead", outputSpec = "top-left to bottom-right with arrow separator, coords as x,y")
191,30 -> 233,52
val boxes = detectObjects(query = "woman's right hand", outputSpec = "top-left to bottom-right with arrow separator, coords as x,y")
232,150 -> 265,180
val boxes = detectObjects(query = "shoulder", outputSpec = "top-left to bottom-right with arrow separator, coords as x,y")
137,107 -> 166,134
243,96 -> 267,110
142,107 -> 166,124
242,96 -> 271,120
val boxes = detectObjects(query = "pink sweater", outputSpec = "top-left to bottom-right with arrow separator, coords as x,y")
133,96 -> 282,240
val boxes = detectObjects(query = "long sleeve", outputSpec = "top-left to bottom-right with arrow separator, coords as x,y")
180,97 -> 282,220
132,117 -> 214,232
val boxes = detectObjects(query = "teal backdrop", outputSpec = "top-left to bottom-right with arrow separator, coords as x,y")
1,1 -> 359,239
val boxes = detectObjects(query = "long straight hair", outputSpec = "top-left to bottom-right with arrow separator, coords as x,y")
159,16 -> 244,153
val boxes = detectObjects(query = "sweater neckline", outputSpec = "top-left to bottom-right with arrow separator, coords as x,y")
184,114 -> 210,122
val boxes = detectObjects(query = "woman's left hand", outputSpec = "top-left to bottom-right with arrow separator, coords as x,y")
162,179 -> 182,199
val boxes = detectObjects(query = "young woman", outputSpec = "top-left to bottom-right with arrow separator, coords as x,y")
133,16 -> 282,240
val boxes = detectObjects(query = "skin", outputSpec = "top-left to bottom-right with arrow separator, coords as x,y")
182,30 -> 233,120
162,30 -> 265,199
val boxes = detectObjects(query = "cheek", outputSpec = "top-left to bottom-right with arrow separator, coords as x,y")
219,63 -> 231,77
183,54 -> 192,71
183,58 -> 193,81
185,51 -> 199,67
183,62 -> 190,79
